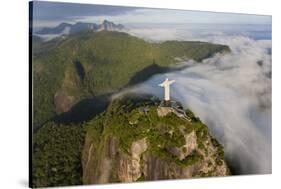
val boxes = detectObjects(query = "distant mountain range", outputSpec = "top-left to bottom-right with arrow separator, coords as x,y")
36,20 -> 125,35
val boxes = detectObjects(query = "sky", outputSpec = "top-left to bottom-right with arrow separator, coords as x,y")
32,1 -> 272,28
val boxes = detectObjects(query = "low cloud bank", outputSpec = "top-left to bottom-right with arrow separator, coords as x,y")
121,27 -> 272,174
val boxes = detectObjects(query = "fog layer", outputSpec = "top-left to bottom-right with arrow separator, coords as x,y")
122,25 -> 272,174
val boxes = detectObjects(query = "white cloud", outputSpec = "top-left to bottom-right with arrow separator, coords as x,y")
34,26 -> 71,41
115,29 -> 272,174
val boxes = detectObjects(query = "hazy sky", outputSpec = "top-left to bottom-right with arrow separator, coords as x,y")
32,1 -> 272,28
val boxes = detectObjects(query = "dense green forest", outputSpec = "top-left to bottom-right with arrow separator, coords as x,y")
31,30 -> 230,187
32,95 -> 226,187
33,30 -> 230,129
32,122 -> 85,187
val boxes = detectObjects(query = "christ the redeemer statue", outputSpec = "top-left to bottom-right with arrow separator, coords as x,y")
158,78 -> 175,101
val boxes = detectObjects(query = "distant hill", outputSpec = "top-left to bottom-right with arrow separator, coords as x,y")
32,29 -> 230,130
36,20 -> 125,35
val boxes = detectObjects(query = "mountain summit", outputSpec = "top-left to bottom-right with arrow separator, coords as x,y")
82,95 -> 230,183
36,20 -> 125,35
99,19 -> 125,31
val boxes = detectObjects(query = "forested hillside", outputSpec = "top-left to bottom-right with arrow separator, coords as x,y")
31,29 -> 230,187
32,95 -> 230,187
32,30 -> 230,129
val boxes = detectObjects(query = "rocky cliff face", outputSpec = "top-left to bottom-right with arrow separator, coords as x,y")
82,97 -> 230,184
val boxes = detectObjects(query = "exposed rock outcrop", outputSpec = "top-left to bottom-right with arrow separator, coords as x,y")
82,98 -> 230,184
54,62 -> 83,113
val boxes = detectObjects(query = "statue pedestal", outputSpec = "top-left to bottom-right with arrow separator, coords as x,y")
159,100 -> 172,107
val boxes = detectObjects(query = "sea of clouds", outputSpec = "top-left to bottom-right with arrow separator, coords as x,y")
121,23 -> 272,174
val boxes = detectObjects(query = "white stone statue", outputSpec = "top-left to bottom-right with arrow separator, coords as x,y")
158,78 -> 175,101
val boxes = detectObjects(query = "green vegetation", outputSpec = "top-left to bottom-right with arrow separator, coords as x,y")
32,29 -> 230,187
94,99 -> 189,155
32,122 -> 85,187
32,30 -> 230,129
86,97 -> 214,168
211,136 -> 225,165
32,95 -> 227,187
32,35 -> 65,54
136,174 -> 145,182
